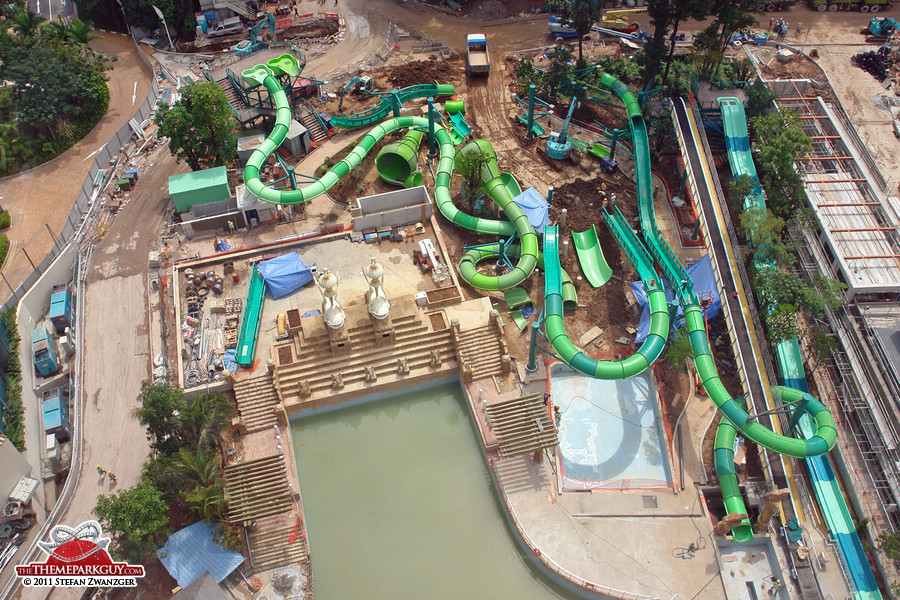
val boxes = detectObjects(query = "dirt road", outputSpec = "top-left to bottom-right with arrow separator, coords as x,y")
0,33 -> 152,304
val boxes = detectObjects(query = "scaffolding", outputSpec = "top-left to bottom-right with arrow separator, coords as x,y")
773,79 -> 900,532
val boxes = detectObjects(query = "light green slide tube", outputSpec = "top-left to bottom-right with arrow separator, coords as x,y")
543,217 -> 669,379
571,225 -> 613,287
458,244 -> 576,308
453,139 -> 538,291
376,128 -> 424,187
330,83 -> 455,129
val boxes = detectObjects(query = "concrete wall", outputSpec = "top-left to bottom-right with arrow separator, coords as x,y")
0,439 -> 31,498
353,186 -> 432,232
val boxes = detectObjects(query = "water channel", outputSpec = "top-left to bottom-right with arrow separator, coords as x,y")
290,382 -> 588,599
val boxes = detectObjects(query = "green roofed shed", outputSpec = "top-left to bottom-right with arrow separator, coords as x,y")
169,166 -> 232,212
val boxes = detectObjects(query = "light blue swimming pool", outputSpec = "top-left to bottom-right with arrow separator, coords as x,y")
551,365 -> 672,490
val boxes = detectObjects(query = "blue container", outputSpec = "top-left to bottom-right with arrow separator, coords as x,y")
49,284 -> 73,334
753,34 -> 767,46
204,11 -> 217,24
31,327 -> 59,377
42,387 -> 70,442
125,168 -> 139,180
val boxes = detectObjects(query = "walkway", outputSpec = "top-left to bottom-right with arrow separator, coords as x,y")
0,32 -> 152,303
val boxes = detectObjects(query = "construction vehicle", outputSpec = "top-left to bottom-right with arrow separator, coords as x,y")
756,0 -> 798,10
207,16 -> 244,38
868,15 -> 900,35
546,99 -> 578,160
249,13 -> 275,45
466,34 -> 490,76
548,14 -> 579,39
338,76 -> 374,112
414,239 -> 441,272
602,7 -> 647,32
809,0 -> 891,12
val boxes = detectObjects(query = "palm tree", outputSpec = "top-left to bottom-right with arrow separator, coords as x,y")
67,19 -> 100,45
184,481 -> 227,522
177,392 -> 235,450
44,19 -> 70,43
11,9 -> 46,39
170,446 -> 221,489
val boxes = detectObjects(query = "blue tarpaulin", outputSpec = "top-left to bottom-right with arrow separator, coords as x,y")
513,188 -> 549,233
258,252 -> 313,299
157,521 -> 244,589
631,254 -> 720,343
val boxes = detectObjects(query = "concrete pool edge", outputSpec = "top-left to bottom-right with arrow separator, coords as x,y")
287,372 -> 661,599
548,362 -> 677,493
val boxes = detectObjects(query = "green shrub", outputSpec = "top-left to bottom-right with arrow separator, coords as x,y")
1,308 -> 24,451
0,211 -> 11,230
0,234 -> 10,268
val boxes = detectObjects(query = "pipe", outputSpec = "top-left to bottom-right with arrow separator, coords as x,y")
376,128 -> 425,188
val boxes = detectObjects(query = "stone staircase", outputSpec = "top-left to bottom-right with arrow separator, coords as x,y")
455,325 -> 506,380
246,513 -> 310,574
274,313 -> 456,401
224,455 -> 293,525
233,373 -> 279,433
297,102 -> 328,143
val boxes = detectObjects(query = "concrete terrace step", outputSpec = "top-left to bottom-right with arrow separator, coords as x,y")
280,329 -> 446,373
277,338 -> 456,390
233,373 -> 279,432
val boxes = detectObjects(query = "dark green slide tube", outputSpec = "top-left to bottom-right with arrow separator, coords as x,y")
714,419 -> 755,542
595,69 -> 838,459
543,224 -> 669,379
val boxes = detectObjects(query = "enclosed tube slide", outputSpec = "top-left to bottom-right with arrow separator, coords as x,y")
376,128 -> 424,188
240,56 -> 455,206
542,209 -> 670,379
452,139 -> 538,290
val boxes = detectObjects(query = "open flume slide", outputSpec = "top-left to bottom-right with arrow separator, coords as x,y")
572,225 -> 613,287
542,211 -> 670,379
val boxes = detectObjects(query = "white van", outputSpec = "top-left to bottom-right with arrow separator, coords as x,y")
208,16 -> 244,37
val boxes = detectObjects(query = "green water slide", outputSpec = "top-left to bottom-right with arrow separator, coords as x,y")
235,263 -> 267,366
542,212 -> 670,379
572,226 -> 613,287
453,139 -> 538,291
330,83 -> 455,129
714,413 -> 755,542
375,128 -> 424,188
598,74 -> 839,459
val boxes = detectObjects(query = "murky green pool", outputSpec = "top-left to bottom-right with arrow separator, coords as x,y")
290,383 -> 581,599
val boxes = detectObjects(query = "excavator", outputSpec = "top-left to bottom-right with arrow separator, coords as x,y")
338,76 -> 375,112
545,98 -> 578,161
250,13 -> 276,45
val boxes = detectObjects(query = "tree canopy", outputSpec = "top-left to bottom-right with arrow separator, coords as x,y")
93,481 -> 170,563
0,10 -> 110,175
547,0 -> 603,67
154,82 -> 238,170
751,110 -> 811,220
74,0 -> 197,41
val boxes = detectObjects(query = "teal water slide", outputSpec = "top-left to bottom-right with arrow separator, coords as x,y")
720,96 -> 879,593
236,263 -> 267,366
571,226 -> 613,287
330,83 -> 455,129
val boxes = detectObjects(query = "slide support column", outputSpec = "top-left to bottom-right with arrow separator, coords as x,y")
526,84 -> 537,140
526,322 -> 539,373
391,90 -> 402,118
427,97 -> 437,158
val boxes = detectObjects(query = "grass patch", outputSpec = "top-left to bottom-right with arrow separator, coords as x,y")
0,211 -> 11,230
0,234 -> 10,269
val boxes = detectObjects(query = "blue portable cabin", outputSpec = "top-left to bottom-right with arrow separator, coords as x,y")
31,327 -> 59,377
49,284 -> 74,334
42,387 -> 69,442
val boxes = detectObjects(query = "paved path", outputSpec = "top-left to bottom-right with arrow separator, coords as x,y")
0,33 -> 152,304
